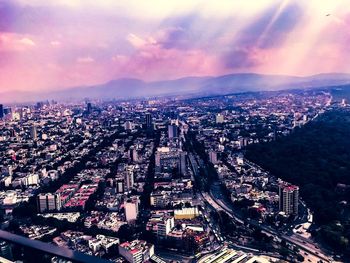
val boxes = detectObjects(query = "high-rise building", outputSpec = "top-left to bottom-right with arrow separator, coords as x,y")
0,104 -> 3,119
168,124 -> 178,139
146,212 -> 175,239
37,193 -> 62,213
279,183 -> 299,216
36,102 -> 43,109
87,102 -> 92,114
124,166 -> 134,191
124,196 -> 139,223
116,179 -> 124,193
216,113 -> 224,124
30,125 -> 37,141
157,216 -> 174,238
129,147 -> 139,163
179,152 -> 187,175
155,147 -> 187,175
3,108 -> 11,116
209,150 -> 218,164
145,113 -> 153,130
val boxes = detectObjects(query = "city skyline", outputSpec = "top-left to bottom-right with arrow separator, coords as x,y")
1,0 -> 350,96
1,1 -> 350,262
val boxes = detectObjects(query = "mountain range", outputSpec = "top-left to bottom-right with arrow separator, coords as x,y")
2,73 -> 350,103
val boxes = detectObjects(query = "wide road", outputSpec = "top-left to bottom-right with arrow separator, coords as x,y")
187,145 -> 333,262
208,185 -> 332,262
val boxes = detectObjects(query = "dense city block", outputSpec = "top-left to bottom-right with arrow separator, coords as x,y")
0,88 -> 347,262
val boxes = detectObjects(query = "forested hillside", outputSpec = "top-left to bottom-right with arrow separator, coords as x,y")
246,109 -> 350,253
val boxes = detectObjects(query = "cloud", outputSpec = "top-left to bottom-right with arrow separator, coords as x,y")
234,1 -> 303,49
19,37 -> 35,46
117,38 -> 221,80
156,27 -> 191,49
0,33 -> 36,51
2,0 -> 350,93
127,34 -> 149,48
222,47 -> 266,69
111,55 -> 128,63
126,27 -> 194,52
76,56 -> 94,63
50,40 -> 61,46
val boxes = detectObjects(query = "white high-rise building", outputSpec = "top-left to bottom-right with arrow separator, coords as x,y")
129,147 -> 139,163
157,216 -> 174,238
279,183 -> 299,216
216,113 -> 224,124
30,125 -> 38,140
116,179 -> 124,193
124,196 -> 139,223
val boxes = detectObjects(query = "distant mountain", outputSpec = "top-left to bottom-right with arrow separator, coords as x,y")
2,73 -> 350,103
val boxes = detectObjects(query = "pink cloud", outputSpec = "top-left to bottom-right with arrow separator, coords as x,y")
2,1 -> 350,94
76,56 -> 94,63
110,31 -> 223,80
0,33 -> 36,52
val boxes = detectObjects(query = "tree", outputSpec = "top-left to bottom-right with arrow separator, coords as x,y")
296,254 -> 304,262
246,109 -> 350,254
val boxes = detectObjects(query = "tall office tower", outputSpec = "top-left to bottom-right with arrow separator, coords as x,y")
31,125 -> 38,140
124,196 -> 139,223
179,151 -> 187,175
3,108 -> 11,116
87,102 -> 92,114
124,166 -> 135,191
145,113 -> 153,129
116,178 -> 124,193
0,104 -> 3,119
216,113 -> 224,124
37,193 -> 62,213
19,108 -> 24,120
168,124 -> 178,139
279,183 -> 299,216
129,146 -> 139,163
36,102 -> 43,110
209,150 -> 218,164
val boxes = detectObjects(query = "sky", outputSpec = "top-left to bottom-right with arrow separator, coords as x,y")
1,0 -> 350,93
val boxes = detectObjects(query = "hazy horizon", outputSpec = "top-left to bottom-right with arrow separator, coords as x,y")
2,0 -> 350,95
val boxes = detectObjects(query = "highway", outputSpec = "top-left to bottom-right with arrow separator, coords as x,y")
208,185 -> 332,262
187,145 -> 333,262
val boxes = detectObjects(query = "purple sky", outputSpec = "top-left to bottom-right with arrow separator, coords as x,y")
1,0 -> 350,94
